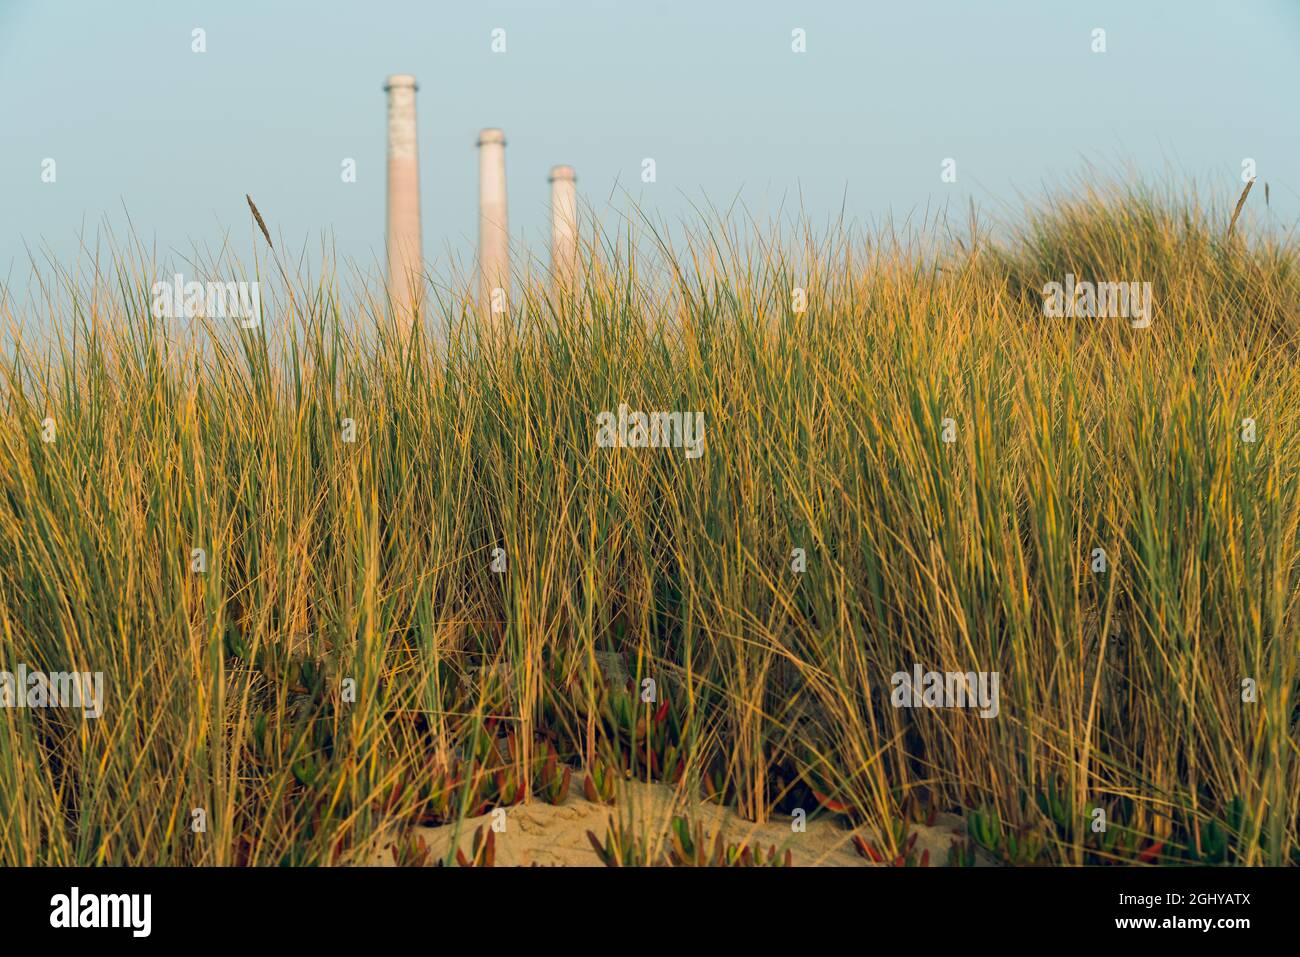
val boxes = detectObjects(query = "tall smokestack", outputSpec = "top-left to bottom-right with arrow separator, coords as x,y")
477,128 -> 509,316
384,74 -> 422,328
548,165 -> 578,291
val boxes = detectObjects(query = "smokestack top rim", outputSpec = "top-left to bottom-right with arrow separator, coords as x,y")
549,165 -> 577,182
384,74 -> 419,91
477,128 -> 507,146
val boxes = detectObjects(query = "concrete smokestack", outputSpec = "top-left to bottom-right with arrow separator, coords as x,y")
548,165 -> 578,290
384,74 -> 422,328
477,128 -> 509,316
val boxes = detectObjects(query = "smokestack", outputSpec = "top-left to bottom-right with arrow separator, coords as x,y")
384,74 -> 422,328
548,165 -> 578,291
477,128 -> 509,316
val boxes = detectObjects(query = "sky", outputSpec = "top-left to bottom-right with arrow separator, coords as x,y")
2,0 -> 1298,288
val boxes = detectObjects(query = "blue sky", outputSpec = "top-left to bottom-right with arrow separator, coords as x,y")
2,0 -> 1298,285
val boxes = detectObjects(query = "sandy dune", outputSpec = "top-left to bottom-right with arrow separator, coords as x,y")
370,773 -> 980,867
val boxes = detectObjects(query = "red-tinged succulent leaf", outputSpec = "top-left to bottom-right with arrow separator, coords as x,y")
583,774 -> 598,803
920,849 -> 930,867
654,699 -> 669,724
1137,840 -> 1164,864
812,789 -> 853,814
556,766 -> 572,802
852,833 -> 881,861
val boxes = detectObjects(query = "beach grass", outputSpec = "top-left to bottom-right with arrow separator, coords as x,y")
0,178 -> 1296,866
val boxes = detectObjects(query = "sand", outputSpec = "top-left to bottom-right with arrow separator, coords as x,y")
368,772 -> 985,867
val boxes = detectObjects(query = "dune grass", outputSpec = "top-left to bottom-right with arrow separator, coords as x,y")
0,179 -> 1296,866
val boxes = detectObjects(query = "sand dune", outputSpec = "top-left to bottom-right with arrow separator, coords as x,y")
370,774 -> 983,867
